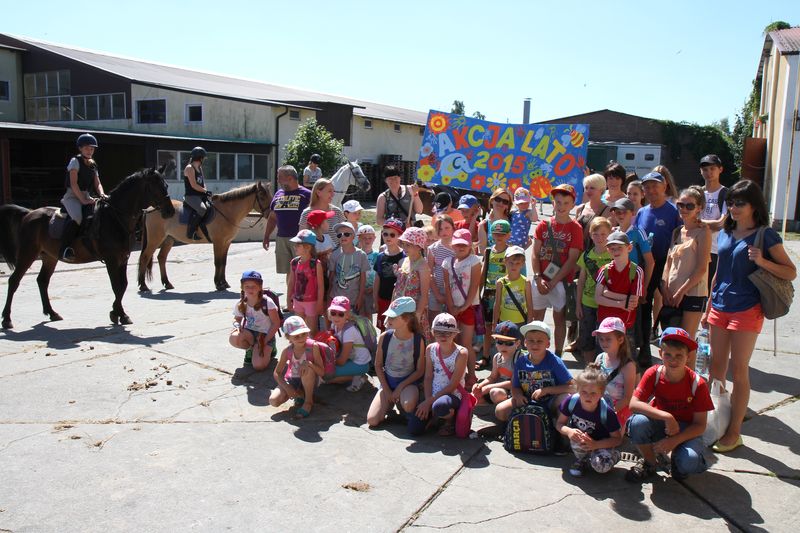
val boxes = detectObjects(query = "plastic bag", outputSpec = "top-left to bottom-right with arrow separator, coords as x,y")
703,379 -> 731,447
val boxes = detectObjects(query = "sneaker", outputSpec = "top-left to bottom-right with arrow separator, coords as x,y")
569,459 -> 588,477
243,348 -> 253,366
625,458 -> 658,482
656,453 -> 672,474
346,374 -> 366,392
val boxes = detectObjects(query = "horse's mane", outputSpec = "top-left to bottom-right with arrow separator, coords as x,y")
214,182 -> 258,202
108,168 -> 155,197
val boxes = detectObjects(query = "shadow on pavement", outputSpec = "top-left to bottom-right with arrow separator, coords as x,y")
749,366 -> 800,398
680,471 -> 769,532
561,470 -> 654,522
138,289 -> 240,304
739,413 -> 800,480
0,322 -> 174,349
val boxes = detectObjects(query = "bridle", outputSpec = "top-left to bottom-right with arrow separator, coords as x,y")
213,182 -> 271,229
333,162 -> 360,195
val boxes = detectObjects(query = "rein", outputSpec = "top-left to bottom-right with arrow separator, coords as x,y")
333,164 -> 356,194
211,185 -> 271,229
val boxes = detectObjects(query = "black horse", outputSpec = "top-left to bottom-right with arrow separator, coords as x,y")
0,165 -> 175,329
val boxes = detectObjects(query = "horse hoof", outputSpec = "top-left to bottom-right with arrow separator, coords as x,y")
109,312 -> 119,325
120,315 -> 133,325
2,319 -> 12,329
222,281 -> 231,289
138,286 -> 151,293
164,282 -> 174,290
50,313 -> 63,322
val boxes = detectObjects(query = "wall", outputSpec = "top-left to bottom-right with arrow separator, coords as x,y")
345,115 -> 424,163
0,48 -> 23,121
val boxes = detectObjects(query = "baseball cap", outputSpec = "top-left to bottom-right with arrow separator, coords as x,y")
451,228 -> 472,246
431,313 -> 460,334
505,245 -> 526,258
433,192 -> 452,213
382,218 -> 405,234
290,229 -> 317,246
606,230 -> 631,246
514,188 -> 531,204
520,320 -> 552,339
343,199 -> 364,213
384,296 -> 416,317
357,225 -> 375,237
283,315 -> 311,336
457,194 -> 479,210
550,183 -> 576,200
659,327 -> 698,352
329,296 -> 351,313
492,320 -> 522,341
641,171 -> 665,183
490,220 -> 511,234
307,209 -> 335,228
593,316 -> 626,336
240,270 -> 263,284
333,221 -> 355,234
609,198 -> 636,212
700,154 -> 722,167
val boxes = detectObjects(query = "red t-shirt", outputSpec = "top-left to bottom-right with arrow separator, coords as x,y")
634,365 -> 714,423
595,260 -> 643,329
534,218 -> 583,281
454,220 -> 479,242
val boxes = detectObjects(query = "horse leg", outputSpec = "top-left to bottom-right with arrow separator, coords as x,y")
158,237 -> 175,290
36,255 -> 62,322
2,247 -> 39,329
214,240 -> 232,291
107,257 -> 132,325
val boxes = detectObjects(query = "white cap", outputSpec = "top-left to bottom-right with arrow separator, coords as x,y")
520,320 -> 552,339
357,224 -> 375,236
343,200 -> 364,212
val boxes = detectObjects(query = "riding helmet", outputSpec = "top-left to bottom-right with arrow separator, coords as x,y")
240,270 -> 263,284
190,146 -> 207,161
310,153 -> 321,164
76,133 -> 98,148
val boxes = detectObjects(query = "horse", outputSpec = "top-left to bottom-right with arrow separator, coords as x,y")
330,160 -> 372,207
137,181 -> 272,292
0,166 -> 175,329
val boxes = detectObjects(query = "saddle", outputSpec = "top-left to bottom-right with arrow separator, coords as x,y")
179,202 -> 216,225
48,204 -> 96,240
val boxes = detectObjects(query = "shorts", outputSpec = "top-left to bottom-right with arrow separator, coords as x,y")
287,377 -> 302,390
457,306 -> 476,326
679,295 -> 707,313
531,279 -> 566,311
274,236 -> 293,274
708,304 -> 764,333
292,298 -> 316,317
376,297 -> 391,331
383,373 -> 415,391
578,304 -> 598,352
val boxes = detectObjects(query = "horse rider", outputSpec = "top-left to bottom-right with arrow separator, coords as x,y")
184,146 -> 213,241
60,133 -> 107,262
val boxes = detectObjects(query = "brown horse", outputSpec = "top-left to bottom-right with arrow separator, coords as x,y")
0,166 -> 175,329
138,181 -> 272,292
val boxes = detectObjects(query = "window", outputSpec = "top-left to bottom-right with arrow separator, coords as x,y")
159,150 -> 267,181
219,153 -> 236,180
254,155 -> 269,179
624,153 -> 635,161
644,153 -> 655,161
23,70 -> 70,97
394,123 -> 401,133
289,109 -> 300,120
137,99 -> 166,124
364,119 -> 372,129
202,152 -> 218,180
157,151 -> 178,180
186,104 -> 203,123
237,154 -> 253,180
0,81 -> 9,101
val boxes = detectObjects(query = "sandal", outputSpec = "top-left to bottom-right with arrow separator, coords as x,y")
293,396 -> 305,407
294,407 -> 311,419
437,422 -> 455,437
625,458 -> 658,483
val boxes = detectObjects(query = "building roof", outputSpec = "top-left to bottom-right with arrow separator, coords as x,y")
542,108 -> 658,123
770,27 -> 800,55
6,35 -> 429,126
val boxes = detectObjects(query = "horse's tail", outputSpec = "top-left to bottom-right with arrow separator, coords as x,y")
0,204 -> 29,270
141,212 -> 154,282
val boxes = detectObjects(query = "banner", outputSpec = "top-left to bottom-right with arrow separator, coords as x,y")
416,110 -> 589,203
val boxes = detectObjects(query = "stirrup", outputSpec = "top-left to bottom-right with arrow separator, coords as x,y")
61,247 -> 76,262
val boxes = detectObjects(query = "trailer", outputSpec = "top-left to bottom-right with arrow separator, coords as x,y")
587,141 -> 662,178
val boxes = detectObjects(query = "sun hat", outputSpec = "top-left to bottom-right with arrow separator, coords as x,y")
333,221 -> 356,234
457,194 -> 478,210
398,227 -> 427,250
283,315 -> 311,336
431,312 -> 460,334
329,296 -> 351,313
357,224 -> 376,236
606,231 -> 631,246
384,296 -> 417,317
490,219 -> 511,234
492,320 -> 522,341
290,229 -> 317,246
520,320 -> 552,339
451,228 -> 472,246
514,188 -> 531,204
660,327 -> 698,352
593,316 -> 626,336
550,184 -> 576,200
505,245 -> 526,258
240,270 -> 263,284
343,199 -> 364,213
382,218 -> 405,234
307,209 -> 335,228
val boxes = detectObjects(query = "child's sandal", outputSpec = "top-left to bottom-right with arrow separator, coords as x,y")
294,407 -> 311,419
437,422 -> 455,437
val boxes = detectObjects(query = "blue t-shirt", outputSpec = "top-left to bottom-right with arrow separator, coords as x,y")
625,226 -> 651,267
512,350 -> 572,401
712,227 -> 782,312
634,202 -> 682,261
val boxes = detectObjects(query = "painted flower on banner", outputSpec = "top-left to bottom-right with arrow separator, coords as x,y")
506,178 -> 522,194
420,143 -> 434,157
428,114 -> 449,135
471,175 -> 486,190
418,164 -> 436,182
487,172 -> 507,190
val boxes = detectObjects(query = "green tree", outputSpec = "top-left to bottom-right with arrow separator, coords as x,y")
282,118 -> 345,179
763,21 -> 791,34
451,100 -> 465,115
472,111 -> 486,120
731,79 -> 760,176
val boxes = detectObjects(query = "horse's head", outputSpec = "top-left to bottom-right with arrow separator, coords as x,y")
149,165 -> 176,218
347,160 -> 371,193
254,180 -> 272,216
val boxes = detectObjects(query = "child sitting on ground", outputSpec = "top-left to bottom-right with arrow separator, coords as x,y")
269,316 -> 324,419
287,229 -> 325,335
575,217 -> 612,363
413,313 -> 469,436
472,321 -> 522,406
593,317 -> 636,426
358,224 -> 378,319
556,362 -> 623,477
367,297 -> 426,431
626,328 -> 713,482
229,270 -> 280,370
492,246 -> 533,330
327,296 -> 372,392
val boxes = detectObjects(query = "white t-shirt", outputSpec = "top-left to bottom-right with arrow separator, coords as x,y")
443,255 -> 481,307
702,187 -> 728,255
336,323 -> 372,365
233,297 -> 277,333
315,234 -> 334,255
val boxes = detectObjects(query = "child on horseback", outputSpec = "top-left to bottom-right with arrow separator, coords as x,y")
183,146 -> 212,241
60,133 -> 107,262
229,271 -> 280,370
287,230 -> 325,335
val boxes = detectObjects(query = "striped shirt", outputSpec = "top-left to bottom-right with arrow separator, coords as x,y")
427,240 -> 455,310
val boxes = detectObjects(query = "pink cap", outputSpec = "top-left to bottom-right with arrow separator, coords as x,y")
451,228 -> 472,246
329,296 -> 351,313
592,316 -> 626,336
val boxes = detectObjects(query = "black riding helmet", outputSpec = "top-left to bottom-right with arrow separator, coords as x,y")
190,146 -> 207,161
77,133 -> 98,148
310,153 -> 321,164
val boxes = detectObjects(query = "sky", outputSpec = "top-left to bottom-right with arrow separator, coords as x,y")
3,0 -> 796,126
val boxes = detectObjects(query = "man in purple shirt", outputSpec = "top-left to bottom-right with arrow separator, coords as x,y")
263,165 -> 311,274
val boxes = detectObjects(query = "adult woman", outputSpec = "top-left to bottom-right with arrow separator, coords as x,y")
575,173 -> 611,251
702,180 -> 796,453
603,162 -> 627,205
302,153 -> 322,188
652,165 -> 678,204
183,146 -> 212,241
477,188 -> 512,254
60,133 -> 107,261
661,186 -> 711,363
299,178 -> 345,246
376,165 -> 423,228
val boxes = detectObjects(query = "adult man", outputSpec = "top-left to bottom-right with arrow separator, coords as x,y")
263,165 -> 311,274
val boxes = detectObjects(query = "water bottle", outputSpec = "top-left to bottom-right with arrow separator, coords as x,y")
695,328 -> 711,379
647,232 -> 655,246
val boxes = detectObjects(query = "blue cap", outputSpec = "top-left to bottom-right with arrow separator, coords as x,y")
641,172 -> 665,183
384,296 -> 417,317
290,229 -> 317,246
660,327 -> 698,352
241,270 -> 263,283
457,194 -> 478,209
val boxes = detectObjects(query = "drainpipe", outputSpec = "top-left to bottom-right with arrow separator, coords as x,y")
274,106 -> 289,192
780,61 -> 800,236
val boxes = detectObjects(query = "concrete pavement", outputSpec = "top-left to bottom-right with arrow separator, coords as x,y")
0,238 -> 799,532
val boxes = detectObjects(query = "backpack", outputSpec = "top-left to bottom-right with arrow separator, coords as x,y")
378,330 -> 422,373
344,315 -> 378,355
504,402 -> 555,454
565,394 -> 611,426
313,330 -> 340,377
262,289 -> 285,335
653,364 -> 699,395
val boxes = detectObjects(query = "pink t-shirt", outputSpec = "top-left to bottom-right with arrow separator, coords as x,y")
291,257 -> 318,302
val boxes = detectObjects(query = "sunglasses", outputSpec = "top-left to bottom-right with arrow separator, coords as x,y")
726,199 -> 748,208
336,232 -> 353,239
495,339 -> 517,346
382,231 -> 397,238
676,202 -> 697,211
329,310 -> 346,317
493,197 -> 511,205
